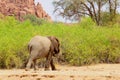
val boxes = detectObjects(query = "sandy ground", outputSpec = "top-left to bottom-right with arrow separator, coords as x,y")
0,64 -> 120,80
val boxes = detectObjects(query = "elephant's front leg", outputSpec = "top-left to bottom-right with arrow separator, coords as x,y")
50,58 -> 56,70
33,59 -> 38,71
45,53 -> 52,71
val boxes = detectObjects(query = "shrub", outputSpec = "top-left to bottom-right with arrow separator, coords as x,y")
0,16 -> 120,68
23,14 -> 46,25
101,12 -> 120,26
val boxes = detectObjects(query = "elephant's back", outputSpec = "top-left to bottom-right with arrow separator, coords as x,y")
28,36 -> 51,55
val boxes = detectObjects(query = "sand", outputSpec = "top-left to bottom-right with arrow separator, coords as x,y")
0,64 -> 120,80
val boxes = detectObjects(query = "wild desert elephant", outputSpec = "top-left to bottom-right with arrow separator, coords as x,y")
25,35 -> 60,71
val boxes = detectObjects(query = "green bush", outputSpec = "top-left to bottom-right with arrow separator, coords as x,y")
101,12 -> 120,26
0,16 -> 120,68
23,14 -> 46,25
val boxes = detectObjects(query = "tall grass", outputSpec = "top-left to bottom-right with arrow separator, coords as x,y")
0,16 -> 120,68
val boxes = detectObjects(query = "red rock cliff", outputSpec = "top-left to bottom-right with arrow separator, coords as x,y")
0,0 -> 51,21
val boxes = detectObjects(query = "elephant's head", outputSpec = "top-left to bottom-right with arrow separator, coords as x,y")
47,36 -> 60,56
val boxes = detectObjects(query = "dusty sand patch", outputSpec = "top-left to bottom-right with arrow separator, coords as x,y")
0,64 -> 120,80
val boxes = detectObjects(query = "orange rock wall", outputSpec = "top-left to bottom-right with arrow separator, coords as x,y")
0,0 -> 51,21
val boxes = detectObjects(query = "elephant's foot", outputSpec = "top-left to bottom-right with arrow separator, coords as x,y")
51,64 -> 56,71
51,67 -> 57,71
34,67 -> 39,71
52,68 -> 57,71
25,68 -> 30,71
44,68 -> 50,71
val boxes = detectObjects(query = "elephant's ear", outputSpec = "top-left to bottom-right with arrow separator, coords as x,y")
47,36 -> 60,54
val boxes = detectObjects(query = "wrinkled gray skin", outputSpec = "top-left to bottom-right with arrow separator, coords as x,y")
25,35 -> 60,71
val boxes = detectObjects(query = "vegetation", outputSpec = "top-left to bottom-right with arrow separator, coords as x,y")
23,14 -> 46,25
0,15 -> 120,69
53,0 -> 120,25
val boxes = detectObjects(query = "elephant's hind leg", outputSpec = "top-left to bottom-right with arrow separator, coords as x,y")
50,58 -> 56,70
25,58 -> 33,71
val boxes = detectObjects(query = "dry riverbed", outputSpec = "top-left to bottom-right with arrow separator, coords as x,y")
0,64 -> 120,80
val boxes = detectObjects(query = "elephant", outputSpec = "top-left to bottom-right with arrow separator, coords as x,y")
25,35 -> 60,71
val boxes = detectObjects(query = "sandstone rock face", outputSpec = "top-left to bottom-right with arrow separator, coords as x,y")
0,0 -> 51,21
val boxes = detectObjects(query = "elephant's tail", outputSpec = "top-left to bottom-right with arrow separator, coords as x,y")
28,45 -> 32,54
